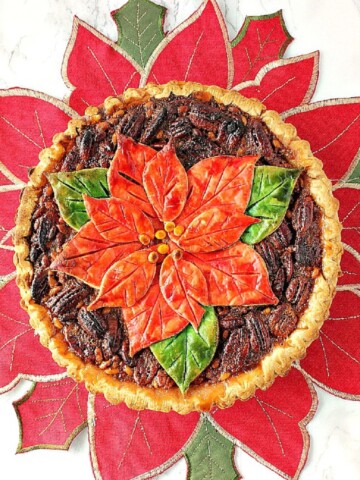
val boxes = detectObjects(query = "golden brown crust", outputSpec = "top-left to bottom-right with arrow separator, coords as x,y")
14,81 -> 342,414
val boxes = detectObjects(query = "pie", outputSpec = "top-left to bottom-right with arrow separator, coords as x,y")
14,81 -> 342,413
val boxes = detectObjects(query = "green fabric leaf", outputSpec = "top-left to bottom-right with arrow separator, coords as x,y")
241,166 -> 301,244
346,153 -> 360,184
185,416 -> 239,480
112,0 -> 166,69
48,168 -> 109,231
150,307 -> 218,393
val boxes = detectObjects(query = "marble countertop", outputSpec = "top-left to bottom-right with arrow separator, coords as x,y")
1,1 -> 360,479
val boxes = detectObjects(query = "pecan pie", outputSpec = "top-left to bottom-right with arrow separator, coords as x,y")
14,82 -> 342,413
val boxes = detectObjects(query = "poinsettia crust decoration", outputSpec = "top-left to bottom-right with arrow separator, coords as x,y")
51,135 -> 277,356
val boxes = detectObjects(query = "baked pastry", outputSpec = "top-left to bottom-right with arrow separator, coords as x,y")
14,82 -> 342,413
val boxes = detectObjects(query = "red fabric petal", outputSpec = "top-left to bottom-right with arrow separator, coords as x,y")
0,90 -> 73,183
334,187 -> 360,248
0,279 -> 64,391
122,282 -> 189,356
89,249 -> 156,310
178,207 -> 257,253
50,222 -> 141,288
146,1 -> 231,88
237,53 -> 319,112
64,18 -> 141,114
213,369 -> 316,478
178,155 -> 257,227
110,135 -> 157,184
186,243 -> 277,306
301,290 -> 360,396
0,92 -> 73,277
283,100 -> 360,184
84,196 -> 154,243
90,395 -> 199,480
160,254 -> 208,329
0,250 -> 14,277
232,11 -> 293,85
143,143 -> 188,222
339,243 -> 360,286
15,379 -> 87,451
0,191 -> 20,276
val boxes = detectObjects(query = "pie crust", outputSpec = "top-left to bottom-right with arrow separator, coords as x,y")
14,81 -> 342,413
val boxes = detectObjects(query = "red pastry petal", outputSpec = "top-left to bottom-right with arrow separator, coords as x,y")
122,282 -> 189,356
160,254 -> 208,329
0,279 -> 64,392
109,134 -> 157,184
14,378 -> 87,452
89,395 -> 199,480
63,18 -> 140,114
178,207 -> 257,253
50,222 -> 141,288
143,143 -> 188,222
213,369 -> 317,478
186,243 -> 277,306
283,99 -> 360,185
232,11 -> 293,85
108,137 -> 156,217
89,249 -> 156,310
145,1 -> 231,88
301,290 -> 360,397
178,155 -> 257,226
84,195 -> 154,243
236,52 -> 319,112
108,174 -> 155,217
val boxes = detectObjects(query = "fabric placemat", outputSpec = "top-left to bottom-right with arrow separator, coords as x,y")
1,1 -> 360,479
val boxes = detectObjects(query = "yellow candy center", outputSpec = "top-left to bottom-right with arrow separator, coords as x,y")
147,223 -> 186,263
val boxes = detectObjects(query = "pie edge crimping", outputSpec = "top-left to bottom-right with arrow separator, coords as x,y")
14,81 -> 342,414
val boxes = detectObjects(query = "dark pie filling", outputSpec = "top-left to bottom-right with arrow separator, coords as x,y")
28,93 -> 322,389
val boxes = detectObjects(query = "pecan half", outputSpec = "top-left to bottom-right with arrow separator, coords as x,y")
268,303 -> 298,339
221,328 -> 250,375
188,104 -> 222,131
31,271 -> 49,304
292,193 -> 314,235
268,220 -> 292,249
169,117 -> 192,139
245,118 -> 274,159
46,281 -> 90,322
216,306 -> 247,330
255,240 -> 280,275
140,107 -> 167,143
133,350 -> 159,386
77,307 -> 107,338
273,267 -> 286,297
281,249 -> 294,283
121,106 -> 146,140
285,273 -> 313,309
79,128 -> 94,161
245,312 -> 271,353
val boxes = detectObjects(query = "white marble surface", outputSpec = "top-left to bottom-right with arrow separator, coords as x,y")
1,0 -> 360,479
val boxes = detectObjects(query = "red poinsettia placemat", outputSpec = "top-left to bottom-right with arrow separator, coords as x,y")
1,1 -> 360,479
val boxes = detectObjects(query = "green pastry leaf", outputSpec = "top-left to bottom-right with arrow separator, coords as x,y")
184,416 -> 239,480
150,307 -> 218,393
112,0 -> 166,69
48,168 -> 109,231
241,166 -> 301,244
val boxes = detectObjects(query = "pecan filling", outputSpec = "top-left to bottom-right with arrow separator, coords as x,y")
28,93 -> 322,389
